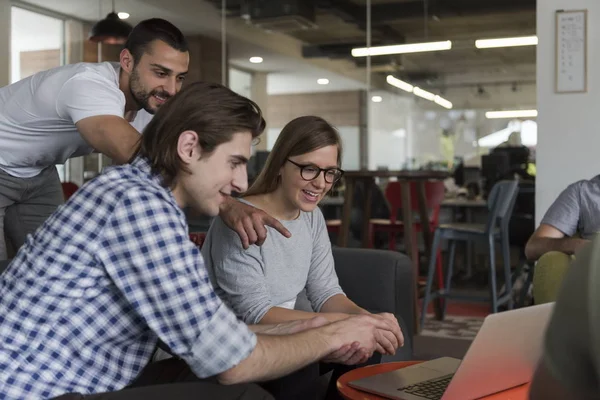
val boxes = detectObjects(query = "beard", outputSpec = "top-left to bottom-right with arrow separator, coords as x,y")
129,67 -> 171,115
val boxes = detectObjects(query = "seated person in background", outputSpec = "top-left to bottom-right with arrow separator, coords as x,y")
202,116 -> 403,400
525,176 -> 600,303
0,84 -> 398,400
529,236 -> 599,400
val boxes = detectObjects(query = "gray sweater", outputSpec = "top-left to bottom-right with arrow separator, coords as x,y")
202,200 -> 344,324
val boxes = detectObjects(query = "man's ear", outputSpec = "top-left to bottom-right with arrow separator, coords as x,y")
177,130 -> 201,165
120,48 -> 135,74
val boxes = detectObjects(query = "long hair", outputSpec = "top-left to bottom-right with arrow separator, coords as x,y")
132,81 -> 265,187
244,116 -> 342,197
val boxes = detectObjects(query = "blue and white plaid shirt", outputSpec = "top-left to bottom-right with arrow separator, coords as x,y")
0,157 -> 257,399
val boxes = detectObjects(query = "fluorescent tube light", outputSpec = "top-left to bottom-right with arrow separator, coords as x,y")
317,78 -> 330,85
413,87 -> 436,101
475,36 -> 538,49
485,110 -> 538,119
386,75 -> 413,93
352,40 -> 452,57
371,96 -> 383,103
434,95 -> 453,109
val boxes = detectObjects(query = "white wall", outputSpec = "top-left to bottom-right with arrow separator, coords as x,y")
536,0 -> 600,224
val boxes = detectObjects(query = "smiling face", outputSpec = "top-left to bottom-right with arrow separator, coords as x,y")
126,39 -> 189,114
173,131 -> 252,216
278,145 -> 340,214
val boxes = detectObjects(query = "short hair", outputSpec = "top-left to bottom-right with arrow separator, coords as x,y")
125,18 -> 188,63
133,81 -> 266,188
244,116 -> 342,197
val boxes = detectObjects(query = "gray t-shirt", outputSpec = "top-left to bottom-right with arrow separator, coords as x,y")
542,236 -> 600,394
202,199 -> 344,324
541,175 -> 600,239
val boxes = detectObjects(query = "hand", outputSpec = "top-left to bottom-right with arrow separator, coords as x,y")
322,314 -> 394,356
323,342 -> 371,365
219,197 -> 291,249
372,313 -> 404,355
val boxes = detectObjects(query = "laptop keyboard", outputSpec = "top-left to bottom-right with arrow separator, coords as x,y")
397,374 -> 454,399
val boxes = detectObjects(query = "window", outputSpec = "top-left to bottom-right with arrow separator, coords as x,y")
11,7 -> 64,83
11,6 -> 67,181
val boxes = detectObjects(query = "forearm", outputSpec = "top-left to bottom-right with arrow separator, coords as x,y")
320,294 -> 368,315
259,306 -> 348,324
525,237 -> 589,261
217,330 -> 332,384
76,115 -> 141,164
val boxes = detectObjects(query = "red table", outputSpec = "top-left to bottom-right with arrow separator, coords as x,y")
337,361 -> 530,400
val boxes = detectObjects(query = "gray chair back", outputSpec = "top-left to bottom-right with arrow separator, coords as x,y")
484,180 -> 519,233
0,259 -> 10,275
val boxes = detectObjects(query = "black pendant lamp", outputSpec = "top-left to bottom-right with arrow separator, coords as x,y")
89,0 -> 133,45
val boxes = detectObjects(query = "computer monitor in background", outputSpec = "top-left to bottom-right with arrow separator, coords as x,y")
481,153 -> 510,197
491,146 -> 530,171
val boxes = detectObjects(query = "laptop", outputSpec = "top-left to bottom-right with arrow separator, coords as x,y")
348,302 -> 554,400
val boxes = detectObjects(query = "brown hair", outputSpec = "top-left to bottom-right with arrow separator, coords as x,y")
133,81 -> 265,187
125,18 -> 188,63
244,116 -> 342,197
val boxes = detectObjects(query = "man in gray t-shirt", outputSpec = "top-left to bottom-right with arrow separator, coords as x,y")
525,175 -> 600,303
525,175 -> 600,261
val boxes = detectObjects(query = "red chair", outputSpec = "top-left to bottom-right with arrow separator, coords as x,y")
369,181 -> 446,288
61,182 -> 79,201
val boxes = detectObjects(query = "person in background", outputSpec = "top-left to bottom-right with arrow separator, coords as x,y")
0,82 -> 397,400
525,176 -> 600,303
529,235 -> 600,400
202,116 -> 403,399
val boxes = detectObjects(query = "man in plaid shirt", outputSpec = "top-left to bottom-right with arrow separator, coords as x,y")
0,82 -> 402,399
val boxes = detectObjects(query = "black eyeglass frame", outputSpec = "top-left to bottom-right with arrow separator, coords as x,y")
286,159 -> 345,184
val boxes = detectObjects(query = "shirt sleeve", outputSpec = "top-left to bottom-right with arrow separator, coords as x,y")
202,216 -> 273,324
56,72 -> 126,124
305,208 -> 345,312
542,240 -> 599,392
540,182 -> 582,236
97,189 -> 256,378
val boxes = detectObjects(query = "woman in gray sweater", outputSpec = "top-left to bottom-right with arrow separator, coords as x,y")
202,116 -> 403,399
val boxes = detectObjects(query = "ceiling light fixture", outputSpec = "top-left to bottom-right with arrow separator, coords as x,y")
317,78 -> 330,85
475,35 -> 538,49
434,95 -> 453,109
413,87 -> 436,101
371,96 -> 383,103
117,12 -> 130,19
89,0 -> 133,44
386,75 -> 452,109
485,110 -> 538,119
386,75 -> 413,93
352,40 -> 452,57
249,56 -> 263,63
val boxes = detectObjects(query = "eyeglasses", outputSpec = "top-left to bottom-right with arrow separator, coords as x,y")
287,159 -> 344,184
